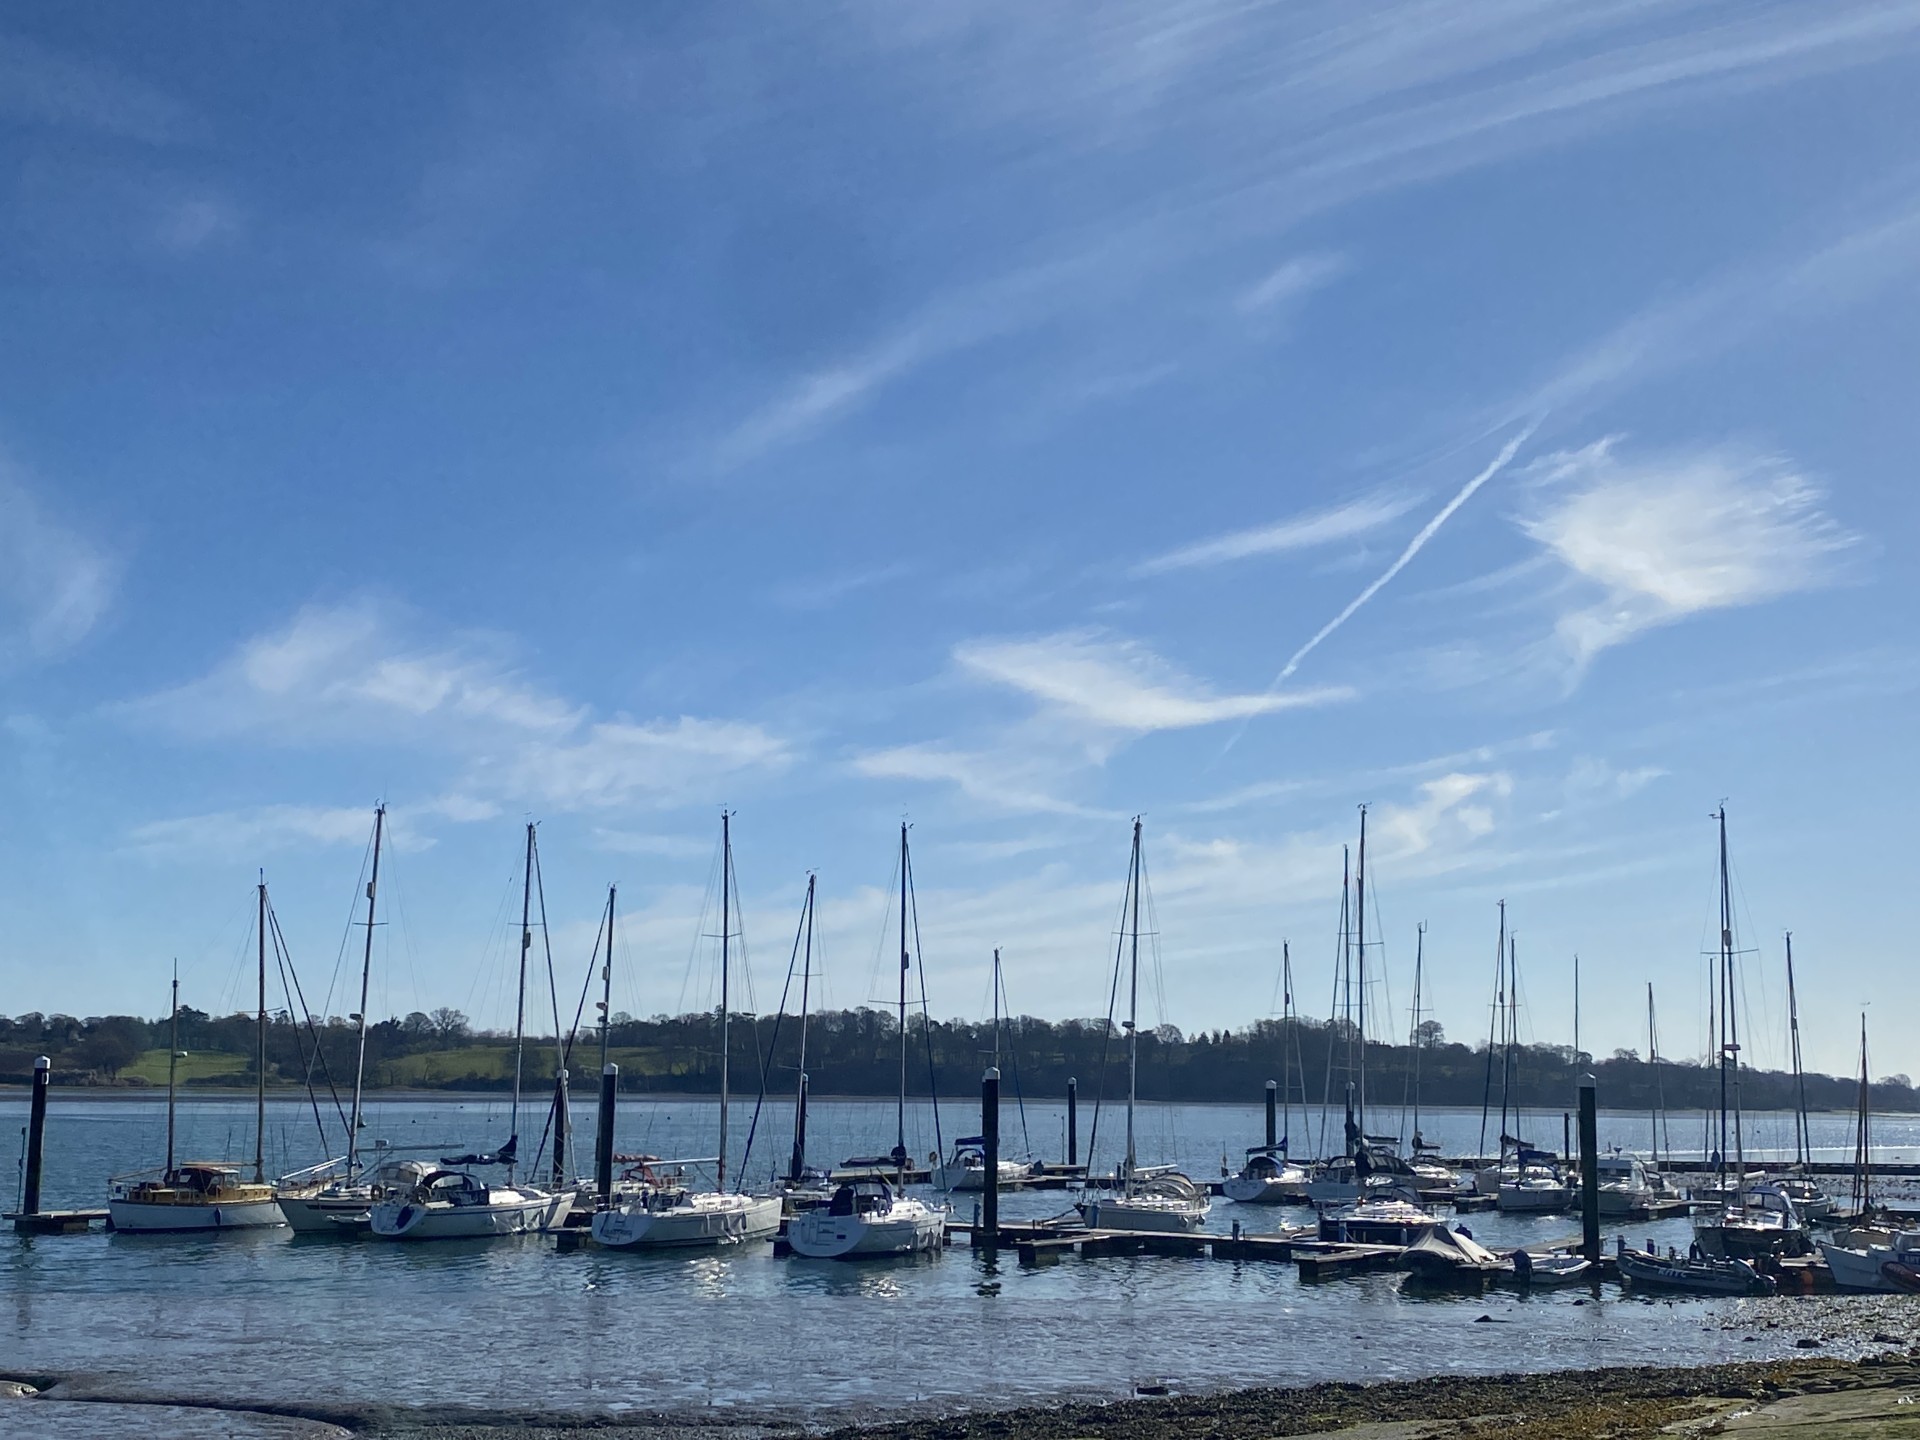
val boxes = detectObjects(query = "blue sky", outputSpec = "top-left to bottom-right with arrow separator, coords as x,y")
3,3 -> 1917,1081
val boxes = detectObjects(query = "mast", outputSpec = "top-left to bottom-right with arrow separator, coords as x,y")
790,873 -> 815,1186
348,805 -> 385,1175
1786,931 -> 1810,1168
719,812 -> 733,1191
896,821 -> 909,1170
992,949 -> 1003,1073
166,964 -> 179,1174
1478,901 -> 1505,1160
1354,805 -> 1368,1140
1573,953 -> 1581,1064
1504,931 -> 1520,1154
1409,922 -> 1426,1145
1853,1014 -> 1872,1214
1125,818 -> 1144,1182
511,821 -> 533,1184
1715,805 -> 1740,1184
1647,984 -> 1664,1173
256,875 -> 267,1184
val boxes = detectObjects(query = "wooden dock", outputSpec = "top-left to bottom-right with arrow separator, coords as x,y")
5,1208 -> 109,1235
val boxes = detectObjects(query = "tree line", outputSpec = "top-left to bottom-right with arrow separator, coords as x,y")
3,1005 -> 1912,1116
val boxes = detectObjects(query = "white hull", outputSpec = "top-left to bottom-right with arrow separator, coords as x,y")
1595,1185 -> 1654,1216
1302,1179 -> 1362,1205
109,1197 -> 284,1233
787,1200 -> 945,1258
369,1190 -> 553,1240
277,1192 -> 375,1234
1497,1183 -> 1569,1212
591,1194 -> 781,1249
1819,1239 -> 1920,1293
933,1160 -> 1028,1192
1222,1174 -> 1298,1205
1080,1195 -> 1210,1233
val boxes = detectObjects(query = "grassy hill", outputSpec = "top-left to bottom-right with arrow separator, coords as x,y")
123,1049 -> 251,1085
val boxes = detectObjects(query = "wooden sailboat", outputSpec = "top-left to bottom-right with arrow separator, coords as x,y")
1077,818 -> 1210,1234
370,823 -> 555,1240
108,903 -> 284,1233
789,823 -> 947,1258
593,813 -> 781,1249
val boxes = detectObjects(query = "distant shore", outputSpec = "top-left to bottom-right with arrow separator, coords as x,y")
11,1353 -> 1920,1440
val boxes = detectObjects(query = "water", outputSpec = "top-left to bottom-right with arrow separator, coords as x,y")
4,1091 -> 1914,1418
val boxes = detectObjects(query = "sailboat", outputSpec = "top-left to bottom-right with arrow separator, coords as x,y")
774,874 -> 833,1201
370,823 -> 555,1240
934,949 -> 1034,1193
1819,1017 -> 1920,1290
277,807 -> 433,1233
1077,819 -> 1210,1235
1775,932 -> 1834,1221
1223,942 -> 1309,1204
1691,807 -> 1809,1261
1464,907 -> 1568,1212
108,900 -> 285,1233
788,823 -> 947,1258
592,814 -> 781,1249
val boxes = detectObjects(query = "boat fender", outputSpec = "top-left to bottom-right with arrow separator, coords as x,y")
1881,1260 -> 1920,1293
396,1205 -> 415,1230
213,1208 -> 223,1227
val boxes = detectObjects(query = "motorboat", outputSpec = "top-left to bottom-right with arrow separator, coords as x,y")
109,1163 -> 285,1233
1509,1250 -> 1594,1285
1694,1180 -> 1811,1259
1594,1153 -> 1658,1216
1818,1231 -> 1920,1293
1081,1170 -> 1212,1233
277,1156 -> 436,1235
1402,1225 -> 1503,1281
1497,1160 -> 1570,1213
931,1138 -> 1030,1193
1318,1189 -> 1440,1245
785,1178 -> 946,1258
368,1169 -> 555,1239
590,1167 -> 781,1249
1222,1147 -> 1308,1205
1777,1174 -> 1835,1221
1616,1238 -> 1774,1294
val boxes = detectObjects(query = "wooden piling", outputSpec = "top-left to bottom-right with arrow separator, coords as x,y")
1066,1076 -> 1078,1166
22,1056 -> 49,1216
595,1062 -> 617,1206
1578,1073 -> 1600,1263
982,1065 -> 1000,1246
1265,1079 -> 1277,1149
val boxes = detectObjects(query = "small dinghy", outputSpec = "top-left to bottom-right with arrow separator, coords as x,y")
1508,1248 -> 1593,1286
1616,1238 -> 1774,1295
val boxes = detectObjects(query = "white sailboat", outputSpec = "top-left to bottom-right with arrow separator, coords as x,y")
593,813 -> 780,1249
1077,819 -> 1210,1235
789,823 -> 947,1259
934,949 -> 1032,1193
371,823 -> 555,1241
109,902 -> 284,1234
1224,945 -> 1309,1205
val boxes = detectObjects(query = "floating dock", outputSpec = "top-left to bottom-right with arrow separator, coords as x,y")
5,1208 -> 109,1235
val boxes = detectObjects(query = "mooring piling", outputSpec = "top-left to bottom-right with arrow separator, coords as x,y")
22,1056 -> 48,1217
1579,1074 -> 1600,1262
595,1063 -> 618,1207
1265,1079 -> 1278,1150
982,1065 -> 1001,1246
1065,1076 -> 1078,1166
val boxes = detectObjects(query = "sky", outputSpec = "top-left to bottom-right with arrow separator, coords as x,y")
2,2 -> 1917,1083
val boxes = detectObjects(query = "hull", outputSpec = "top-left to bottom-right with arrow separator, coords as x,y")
1497,1183 -> 1569,1213
1695,1221 -> 1809,1261
277,1192 -> 375,1235
591,1194 -> 781,1249
1618,1248 -> 1767,1295
1301,1178 -> 1362,1205
109,1196 -> 284,1233
1222,1174 -> 1301,1205
1319,1213 -> 1438,1245
787,1203 -> 945,1259
1818,1240 -> 1920,1293
933,1161 -> 1028,1192
369,1191 -> 552,1240
1595,1185 -> 1654,1217
1080,1196 -> 1210,1233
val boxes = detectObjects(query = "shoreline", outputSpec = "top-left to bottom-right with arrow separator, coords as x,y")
10,1353 -> 1920,1439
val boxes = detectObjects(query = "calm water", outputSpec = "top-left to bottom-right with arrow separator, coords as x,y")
4,1091 -> 1916,1417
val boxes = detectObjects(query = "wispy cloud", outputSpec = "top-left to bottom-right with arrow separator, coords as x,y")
121,800 -> 465,863
957,630 -> 1352,732
1134,490 -> 1419,576
1520,439 -> 1858,677
120,598 -> 793,812
772,561 -> 914,611
0,34 -> 201,144
1236,252 -> 1348,315
0,453 -> 116,664
850,742 -> 1099,817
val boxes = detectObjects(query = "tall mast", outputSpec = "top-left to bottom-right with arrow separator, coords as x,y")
599,885 -> 615,1075
1504,931 -> 1519,1152
897,821 -> 909,1169
1126,817 -> 1142,1179
1647,984 -> 1663,1172
1409,921 -> 1426,1144
992,949 -> 1002,1073
1339,845 -> 1353,1114
256,875 -> 267,1184
790,873 -> 815,1185
1478,901 -> 1505,1160
1853,1014 -> 1872,1213
718,812 -> 733,1191
1354,804 -> 1368,1140
511,821 -> 533,1184
1573,953 -> 1581,1063
348,805 -> 385,1175
1715,805 -> 1740,1183
1281,939 -> 1297,1151
1786,931 -> 1809,1168
166,963 -> 179,1174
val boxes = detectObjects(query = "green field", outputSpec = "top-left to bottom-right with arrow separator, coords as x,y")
377,1043 -> 688,1088
122,1048 -> 252,1085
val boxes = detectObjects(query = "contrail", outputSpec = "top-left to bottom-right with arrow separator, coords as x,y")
1220,419 -> 1540,756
